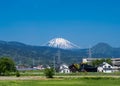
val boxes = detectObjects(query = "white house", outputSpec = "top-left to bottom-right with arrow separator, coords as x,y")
35,65 -> 45,70
82,58 -> 88,63
97,62 -> 113,73
59,64 -> 70,73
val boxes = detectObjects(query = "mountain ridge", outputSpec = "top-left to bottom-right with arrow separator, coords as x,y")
0,40 -> 120,65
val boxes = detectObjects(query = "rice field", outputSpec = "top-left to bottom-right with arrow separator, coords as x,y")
0,77 -> 120,86
1,70 -> 120,86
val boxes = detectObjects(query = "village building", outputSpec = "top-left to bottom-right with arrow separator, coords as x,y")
59,64 -> 70,73
33,65 -> 45,70
97,62 -> 113,73
82,58 -> 120,66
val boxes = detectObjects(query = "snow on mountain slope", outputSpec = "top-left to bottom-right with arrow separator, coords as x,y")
45,38 -> 80,49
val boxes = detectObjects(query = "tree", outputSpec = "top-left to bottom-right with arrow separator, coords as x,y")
44,68 -> 55,78
106,58 -> 112,65
0,57 -> 16,76
69,64 -> 80,72
74,64 -> 80,70
91,58 -> 112,67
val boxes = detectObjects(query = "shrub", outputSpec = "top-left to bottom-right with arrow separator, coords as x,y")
16,71 -> 20,77
44,68 -> 55,78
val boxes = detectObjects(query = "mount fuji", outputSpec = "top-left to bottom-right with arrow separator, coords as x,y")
45,38 -> 80,49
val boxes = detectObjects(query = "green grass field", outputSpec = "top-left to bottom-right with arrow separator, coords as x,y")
1,70 -> 120,86
19,70 -> 120,76
0,78 -> 120,86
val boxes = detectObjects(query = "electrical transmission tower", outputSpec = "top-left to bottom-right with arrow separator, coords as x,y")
88,46 -> 92,58
53,49 -> 61,72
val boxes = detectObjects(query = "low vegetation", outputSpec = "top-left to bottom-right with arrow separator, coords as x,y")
44,68 -> 55,78
0,77 -> 120,86
0,57 -> 119,86
16,71 -> 20,77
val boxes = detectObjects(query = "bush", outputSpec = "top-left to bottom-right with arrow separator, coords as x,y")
44,68 -> 55,78
16,71 -> 20,77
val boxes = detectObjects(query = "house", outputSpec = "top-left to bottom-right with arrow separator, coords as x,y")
34,65 -> 45,70
69,63 -> 97,72
97,62 -> 113,73
59,64 -> 70,73
16,65 -> 36,71
69,64 -> 80,72
82,58 -> 120,66
80,63 -> 97,72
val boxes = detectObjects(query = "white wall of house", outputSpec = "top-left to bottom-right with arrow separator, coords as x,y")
97,67 -> 103,72
82,59 -> 88,63
103,69 -> 112,73
59,64 -> 70,73
60,69 -> 70,73
97,62 -> 113,73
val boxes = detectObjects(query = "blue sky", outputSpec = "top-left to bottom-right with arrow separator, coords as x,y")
0,0 -> 120,48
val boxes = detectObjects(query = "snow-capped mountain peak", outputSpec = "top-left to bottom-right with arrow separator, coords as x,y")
45,38 -> 80,49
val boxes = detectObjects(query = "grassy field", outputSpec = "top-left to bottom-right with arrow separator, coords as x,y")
1,70 -> 120,86
19,70 -> 120,76
0,77 -> 120,86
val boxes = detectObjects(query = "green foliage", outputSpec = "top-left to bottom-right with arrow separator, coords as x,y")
0,57 -> 16,76
91,58 -> 112,67
44,68 -> 55,78
74,64 -> 80,69
106,58 -> 112,65
16,71 -> 20,77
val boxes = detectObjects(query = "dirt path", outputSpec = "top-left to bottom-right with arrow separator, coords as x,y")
0,75 -> 120,80
0,76 -> 47,80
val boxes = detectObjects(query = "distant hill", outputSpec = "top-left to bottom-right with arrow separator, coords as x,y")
92,43 -> 120,57
0,40 -> 120,66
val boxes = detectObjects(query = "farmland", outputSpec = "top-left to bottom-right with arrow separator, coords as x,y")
0,70 -> 120,86
0,77 -> 120,86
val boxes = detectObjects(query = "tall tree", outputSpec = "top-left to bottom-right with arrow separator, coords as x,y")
0,57 -> 16,76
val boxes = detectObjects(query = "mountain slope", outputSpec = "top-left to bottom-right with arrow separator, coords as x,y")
0,40 -> 120,66
92,43 -> 119,57
92,43 -> 113,55
0,41 -> 83,65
